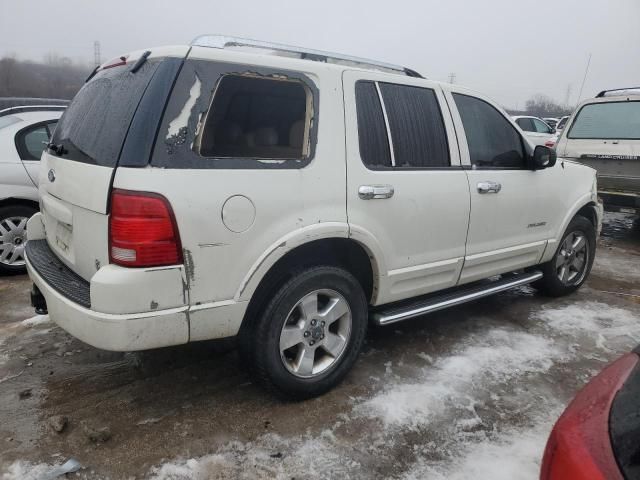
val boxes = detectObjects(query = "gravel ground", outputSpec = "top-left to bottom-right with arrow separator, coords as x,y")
1,212 -> 639,480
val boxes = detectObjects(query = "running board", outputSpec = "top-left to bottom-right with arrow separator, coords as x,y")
372,271 -> 543,326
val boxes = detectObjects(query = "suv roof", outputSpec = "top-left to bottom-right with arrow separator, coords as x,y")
595,87 -> 640,98
191,34 -> 425,79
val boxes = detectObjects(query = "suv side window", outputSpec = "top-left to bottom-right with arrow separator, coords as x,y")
354,80 -> 450,169
16,121 -> 57,161
532,118 -> 552,133
199,75 -> 311,160
516,117 -> 535,132
453,93 -> 526,169
355,81 -> 392,167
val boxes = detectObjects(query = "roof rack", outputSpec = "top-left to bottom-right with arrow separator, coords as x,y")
596,87 -> 640,98
0,105 -> 67,117
190,35 -> 425,79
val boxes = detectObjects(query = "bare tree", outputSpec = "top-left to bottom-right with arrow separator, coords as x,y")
0,54 -> 91,99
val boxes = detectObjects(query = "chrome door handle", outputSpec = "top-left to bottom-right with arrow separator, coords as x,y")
477,181 -> 502,194
358,185 -> 395,200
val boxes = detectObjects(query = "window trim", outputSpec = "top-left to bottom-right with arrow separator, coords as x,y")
14,120 -> 56,161
567,100 -> 640,140
355,80 -> 453,171
150,59 -> 320,170
452,92 -> 528,171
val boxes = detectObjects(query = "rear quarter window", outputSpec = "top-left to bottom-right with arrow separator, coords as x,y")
151,59 -> 319,169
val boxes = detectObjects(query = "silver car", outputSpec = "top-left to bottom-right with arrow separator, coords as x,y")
0,106 -> 64,273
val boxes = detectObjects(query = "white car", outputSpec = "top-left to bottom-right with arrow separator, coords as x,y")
543,117 -> 559,130
555,88 -> 640,214
0,106 -> 64,273
512,115 -> 557,147
26,37 -> 602,398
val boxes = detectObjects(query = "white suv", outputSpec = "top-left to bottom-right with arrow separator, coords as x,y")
555,88 -> 640,214
26,36 -> 602,398
0,106 -> 64,273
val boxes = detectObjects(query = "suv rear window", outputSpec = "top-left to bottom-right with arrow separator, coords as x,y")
50,60 -> 161,167
569,101 -> 640,140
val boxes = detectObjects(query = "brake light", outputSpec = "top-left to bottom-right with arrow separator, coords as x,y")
540,354 -> 637,480
109,189 -> 182,268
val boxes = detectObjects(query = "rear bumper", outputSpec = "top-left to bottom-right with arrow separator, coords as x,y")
598,189 -> 640,213
27,256 -> 190,351
25,213 -> 248,350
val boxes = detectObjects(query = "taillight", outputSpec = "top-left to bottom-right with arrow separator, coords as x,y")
540,354 -> 637,480
109,189 -> 182,268
545,140 -> 556,148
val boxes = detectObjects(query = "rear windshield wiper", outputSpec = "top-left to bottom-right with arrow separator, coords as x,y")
130,50 -> 151,73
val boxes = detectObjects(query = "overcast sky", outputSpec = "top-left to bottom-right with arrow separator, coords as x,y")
1,0 -> 639,108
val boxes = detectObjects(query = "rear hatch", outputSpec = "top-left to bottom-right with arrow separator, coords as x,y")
558,99 -> 640,194
38,47 -> 188,281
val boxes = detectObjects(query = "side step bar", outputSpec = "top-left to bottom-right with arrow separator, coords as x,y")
372,271 -> 543,326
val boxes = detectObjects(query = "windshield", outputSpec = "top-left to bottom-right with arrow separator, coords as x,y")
50,59 -> 160,166
568,101 -> 640,140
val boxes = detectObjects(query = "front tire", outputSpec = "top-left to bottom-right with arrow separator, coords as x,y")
533,215 -> 596,297
0,205 -> 37,275
244,266 -> 368,400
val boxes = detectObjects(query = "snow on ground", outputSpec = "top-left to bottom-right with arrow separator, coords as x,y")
145,300 -> 640,480
20,315 -> 50,327
3,298 -> 638,479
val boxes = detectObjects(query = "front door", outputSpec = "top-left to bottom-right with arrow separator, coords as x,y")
343,71 -> 471,305
445,88 -> 564,284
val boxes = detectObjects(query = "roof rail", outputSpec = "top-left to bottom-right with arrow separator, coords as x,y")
190,35 -> 425,79
0,105 -> 67,117
595,87 -> 640,98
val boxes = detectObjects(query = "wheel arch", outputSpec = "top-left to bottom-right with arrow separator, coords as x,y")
0,197 -> 39,211
237,236 -> 381,337
540,195 -> 600,264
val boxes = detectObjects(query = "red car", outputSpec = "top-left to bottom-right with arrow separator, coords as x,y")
541,346 -> 640,479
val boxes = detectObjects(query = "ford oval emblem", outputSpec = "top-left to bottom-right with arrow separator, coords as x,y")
48,169 -> 56,182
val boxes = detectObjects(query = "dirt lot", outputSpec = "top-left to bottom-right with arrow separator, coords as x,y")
1,212 -> 639,480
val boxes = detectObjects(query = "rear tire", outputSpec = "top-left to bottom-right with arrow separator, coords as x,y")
533,215 -> 596,297
242,266 -> 368,400
0,205 -> 37,275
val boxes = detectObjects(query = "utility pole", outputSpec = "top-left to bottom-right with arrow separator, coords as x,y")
448,72 -> 456,84
577,53 -> 592,103
94,41 -> 101,68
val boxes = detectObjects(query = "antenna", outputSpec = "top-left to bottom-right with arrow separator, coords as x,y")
94,41 -> 101,67
577,53 -> 592,103
448,72 -> 457,84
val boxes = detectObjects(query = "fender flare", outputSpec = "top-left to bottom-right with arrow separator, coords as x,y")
540,193 -> 599,263
234,222 -> 389,304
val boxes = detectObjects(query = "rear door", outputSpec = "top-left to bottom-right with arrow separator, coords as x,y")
343,71 -> 470,305
557,100 -> 640,194
38,48 -> 188,280
446,88 -> 564,283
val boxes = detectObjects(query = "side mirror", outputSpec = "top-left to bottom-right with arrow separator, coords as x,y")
531,145 -> 557,170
